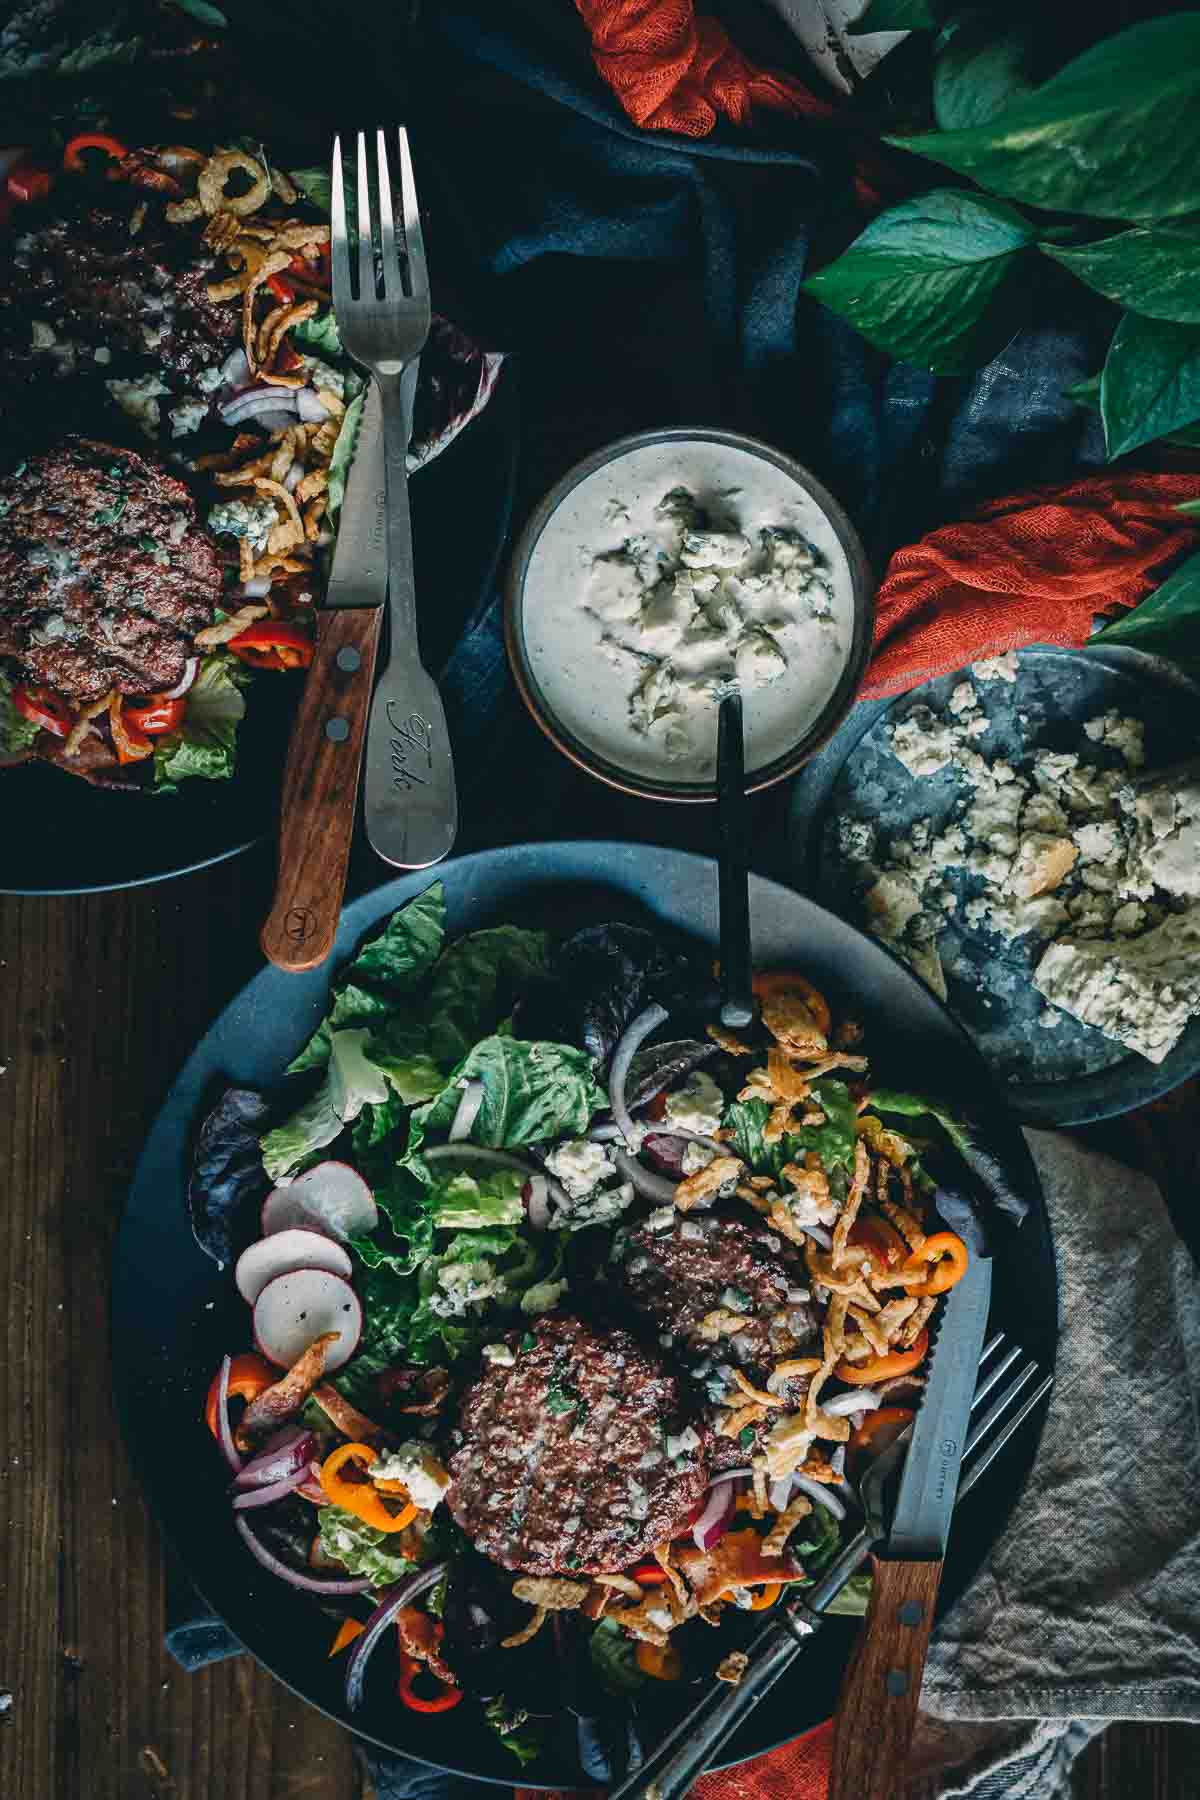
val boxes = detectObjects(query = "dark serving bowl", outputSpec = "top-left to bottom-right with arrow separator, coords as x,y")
113,842 -> 1056,1787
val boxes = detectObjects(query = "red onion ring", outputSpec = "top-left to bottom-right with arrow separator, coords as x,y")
233,1427 -> 316,1489
804,1224 -> 833,1251
296,1461 -> 328,1504
524,1175 -> 550,1231
448,1079 -> 484,1143
161,657 -> 198,701
612,1148 -> 679,1207
422,1143 -> 570,1212
823,1390 -> 881,1417
214,1355 -> 242,1475
234,1516 -> 371,1594
788,1474 -> 846,1520
296,386 -> 334,423
232,1463 -> 314,1509
220,388 -> 301,425
608,1003 -> 668,1148
345,1562 -> 449,1711
220,347 -> 251,388
691,1476 -> 736,1552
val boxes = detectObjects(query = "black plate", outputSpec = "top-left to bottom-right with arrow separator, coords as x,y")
112,842 -> 1057,1788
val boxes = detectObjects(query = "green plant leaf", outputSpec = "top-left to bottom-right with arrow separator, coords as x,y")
1091,547 -> 1200,651
1043,225 -> 1200,324
170,0 -> 229,25
1100,313 -> 1200,458
800,189 -> 1035,375
850,0 -> 939,33
888,15 -> 1200,223
933,12 -> 1035,132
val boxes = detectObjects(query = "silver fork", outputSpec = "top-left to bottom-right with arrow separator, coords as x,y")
331,128 -> 457,870
606,1333 -> 1053,1800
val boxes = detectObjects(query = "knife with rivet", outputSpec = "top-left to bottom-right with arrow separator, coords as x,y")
260,381 -> 388,972
827,1252 -> 993,1800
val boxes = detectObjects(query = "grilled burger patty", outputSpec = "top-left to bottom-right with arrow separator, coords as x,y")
0,438 -> 223,704
447,1312 -> 709,1575
612,1211 -> 819,1473
0,195 -> 238,425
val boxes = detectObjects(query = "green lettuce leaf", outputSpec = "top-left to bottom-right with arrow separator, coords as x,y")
426,926 -> 552,1068
350,1165 -> 436,1276
484,1697 -> 545,1767
589,1617 -> 647,1695
261,1027 -> 390,1181
291,309 -> 342,358
289,167 -> 332,214
328,1262 -> 418,1407
429,1166 -> 526,1230
327,391 -> 364,526
408,1036 -> 606,1158
317,1505 -> 416,1587
722,1079 -> 858,1180
368,1017 -> 443,1104
0,670 -> 40,754
152,655 -> 246,790
862,1088 -> 974,1159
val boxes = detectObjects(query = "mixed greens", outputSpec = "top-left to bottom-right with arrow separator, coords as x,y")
193,885 -> 1006,1775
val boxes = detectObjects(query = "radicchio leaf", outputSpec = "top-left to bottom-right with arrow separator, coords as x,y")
188,1082 -> 274,1267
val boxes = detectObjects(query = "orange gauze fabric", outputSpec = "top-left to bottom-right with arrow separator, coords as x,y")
574,0 -> 835,136
514,1715 -> 834,1800
863,472 -> 1200,701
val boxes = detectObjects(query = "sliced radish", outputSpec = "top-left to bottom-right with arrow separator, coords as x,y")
235,1229 -> 352,1305
260,1161 -> 377,1243
253,1269 -> 362,1372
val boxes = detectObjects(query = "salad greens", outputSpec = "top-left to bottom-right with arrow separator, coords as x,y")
152,655 -> 248,792
589,1616 -> 648,1696
0,669 -> 40,755
722,1079 -> 858,1180
317,1504 -> 416,1585
406,1036 -> 606,1159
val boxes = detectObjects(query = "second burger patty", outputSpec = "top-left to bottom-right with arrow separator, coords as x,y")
0,437 -> 223,704
447,1312 -> 709,1575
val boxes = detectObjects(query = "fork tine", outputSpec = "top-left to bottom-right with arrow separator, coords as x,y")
396,127 -> 428,299
964,1360 -> 1037,1462
972,1341 -> 1024,1412
979,1330 -> 1005,1366
374,129 -> 403,300
330,135 -> 352,311
958,1372 -> 1053,1502
356,130 -> 374,302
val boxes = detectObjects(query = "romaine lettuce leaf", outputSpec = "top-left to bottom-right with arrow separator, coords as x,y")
408,1036 -> 606,1157
286,888 -> 446,1074
484,1697 -> 545,1767
152,655 -> 246,790
722,1079 -> 858,1179
261,1027 -> 390,1181
426,926 -> 552,1068
429,1167 -> 526,1230
589,1617 -> 647,1695
318,1504 -> 416,1587
328,1262 -> 418,1407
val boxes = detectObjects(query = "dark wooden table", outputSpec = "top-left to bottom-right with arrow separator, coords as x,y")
3,850 -> 1199,1799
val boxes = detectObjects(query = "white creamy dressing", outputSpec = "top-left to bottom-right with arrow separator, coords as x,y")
520,440 -> 856,785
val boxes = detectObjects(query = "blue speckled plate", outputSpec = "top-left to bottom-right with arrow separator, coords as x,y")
789,646 -> 1200,1126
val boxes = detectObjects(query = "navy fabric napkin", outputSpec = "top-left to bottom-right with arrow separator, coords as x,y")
167,0 -> 1109,1786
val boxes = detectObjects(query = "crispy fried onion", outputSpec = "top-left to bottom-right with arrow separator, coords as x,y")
675,1529 -> 804,1610
699,1307 -> 753,1343
397,1606 -> 458,1686
235,1332 -> 337,1451
311,1383 -> 385,1440
829,1138 -> 871,1269
198,149 -> 271,218
716,1651 -> 750,1685
63,689 -> 117,757
501,1576 -> 591,1648
762,1494 -> 813,1557
675,1155 -> 741,1213
194,603 -> 269,649
706,1023 -> 755,1056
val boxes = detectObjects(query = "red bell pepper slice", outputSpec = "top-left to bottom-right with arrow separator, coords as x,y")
12,684 -> 73,738
63,133 -> 128,175
108,694 -> 154,765
228,621 -> 315,672
266,272 -> 296,303
123,694 -> 187,736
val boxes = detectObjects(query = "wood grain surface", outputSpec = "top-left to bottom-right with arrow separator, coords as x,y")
1,854 -> 1198,1799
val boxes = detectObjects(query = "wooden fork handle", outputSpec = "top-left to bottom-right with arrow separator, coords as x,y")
827,1556 -> 942,1800
260,606 -> 383,973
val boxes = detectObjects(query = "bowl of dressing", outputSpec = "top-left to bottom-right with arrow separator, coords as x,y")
504,427 -> 875,802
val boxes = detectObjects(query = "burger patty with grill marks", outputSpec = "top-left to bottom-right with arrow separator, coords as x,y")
0,437 -> 223,704
446,1312 -> 708,1575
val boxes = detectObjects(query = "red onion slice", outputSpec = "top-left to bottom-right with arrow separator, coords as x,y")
612,1148 -> 679,1207
233,1426 -> 317,1489
214,1355 -> 243,1475
296,386 -> 333,423
608,1003 -> 668,1147
804,1224 -> 833,1251
232,1463 -> 313,1509
823,1390 -> 881,1417
448,1079 -> 484,1143
284,459 -> 305,493
345,1562 -> 449,1711
691,1476 -> 736,1552
422,1142 -> 570,1212
788,1474 -> 846,1521
768,1476 -> 793,1512
220,346 -> 251,388
234,1516 -> 372,1594
240,576 -> 273,599
220,388 -> 301,425
297,1462 -> 329,1504
161,657 -> 198,701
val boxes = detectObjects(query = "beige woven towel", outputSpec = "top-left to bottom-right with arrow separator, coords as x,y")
903,1128 -> 1200,1798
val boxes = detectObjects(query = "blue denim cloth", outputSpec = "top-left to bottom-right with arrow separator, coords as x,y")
168,3 -> 1109,1790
